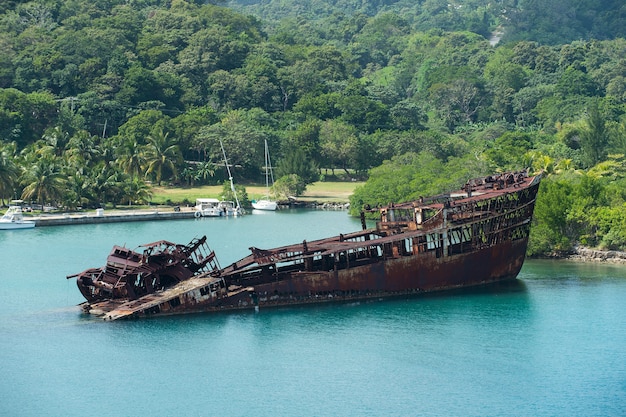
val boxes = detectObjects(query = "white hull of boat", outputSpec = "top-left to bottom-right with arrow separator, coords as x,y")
253,140 -> 277,212
194,207 -> 242,217
0,220 -> 35,229
194,209 -> 222,217
194,198 -> 242,218
251,200 -> 278,211
1,205 -> 35,229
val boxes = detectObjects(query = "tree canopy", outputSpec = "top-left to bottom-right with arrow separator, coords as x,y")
1,0 -> 626,254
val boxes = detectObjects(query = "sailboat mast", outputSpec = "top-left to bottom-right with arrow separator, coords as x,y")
219,139 -> 240,210
264,140 -> 269,190
262,139 -> 275,200
267,140 -> 275,187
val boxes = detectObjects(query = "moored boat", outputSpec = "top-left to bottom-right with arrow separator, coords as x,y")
194,198 -> 221,217
219,139 -> 243,216
194,198 -> 241,217
217,200 -> 242,216
0,203 -> 35,230
251,139 -> 277,211
69,170 -> 542,320
251,199 -> 278,211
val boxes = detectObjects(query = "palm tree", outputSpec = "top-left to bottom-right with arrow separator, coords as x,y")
144,129 -> 182,185
63,173 -> 95,210
65,130 -> 100,169
42,126 -> 70,156
95,166 -> 126,208
181,166 -> 195,186
195,161 -> 216,185
0,142 -> 20,205
121,176 -> 153,206
581,101 -> 609,168
115,136 -> 146,178
20,154 -> 66,208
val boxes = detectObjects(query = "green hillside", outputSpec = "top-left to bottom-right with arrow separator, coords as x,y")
228,0 -> 626,44
1,0 -> 626,255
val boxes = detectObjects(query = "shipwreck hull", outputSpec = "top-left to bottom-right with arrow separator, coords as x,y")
71,170 -> 541,320
235,237 -> 529,308
89,238 -> 528,320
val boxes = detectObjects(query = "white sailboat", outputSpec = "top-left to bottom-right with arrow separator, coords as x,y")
252,140 -> 278,211
193,141 -> 243,217
219,139 -> 242,216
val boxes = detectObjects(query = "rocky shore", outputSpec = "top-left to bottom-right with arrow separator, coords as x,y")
565,246 -> 626,264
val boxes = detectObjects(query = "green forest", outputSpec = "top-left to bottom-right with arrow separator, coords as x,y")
1,0 -> 626,256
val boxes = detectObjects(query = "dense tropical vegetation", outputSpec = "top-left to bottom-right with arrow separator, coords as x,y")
229,0 -> 626,45
1,0 -> 626,256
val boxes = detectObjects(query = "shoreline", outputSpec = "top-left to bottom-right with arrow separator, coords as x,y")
28,201 -> 350,227
532,246 -> 626,265
31,207 -> 195,226
565,246 -> 626,264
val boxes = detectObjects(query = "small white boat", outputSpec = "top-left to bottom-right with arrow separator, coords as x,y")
0,204 -> 35,229
219,139 -> 243,216
194,198 -> 222,217
218,200 -> 242,217
251,140 -> 278,211
194,142 -> 244,218
251,199 -> 278,211
194,198 -> 241,217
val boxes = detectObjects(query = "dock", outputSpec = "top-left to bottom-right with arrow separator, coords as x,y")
31,207 -> 195,227
20,203 -> 348,227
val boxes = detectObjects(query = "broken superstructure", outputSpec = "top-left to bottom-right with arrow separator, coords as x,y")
68,236 -> 220,304
69,170 -> 542,320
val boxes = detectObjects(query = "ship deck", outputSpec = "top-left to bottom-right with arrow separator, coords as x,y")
85,276 -> 225,320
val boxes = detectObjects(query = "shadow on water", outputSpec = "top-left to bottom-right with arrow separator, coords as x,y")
419,277 -> 528,298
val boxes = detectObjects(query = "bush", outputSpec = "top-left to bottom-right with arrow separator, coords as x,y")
273,174 -> 306,198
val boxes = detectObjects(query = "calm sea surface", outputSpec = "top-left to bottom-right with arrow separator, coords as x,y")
1,209 -> 625,417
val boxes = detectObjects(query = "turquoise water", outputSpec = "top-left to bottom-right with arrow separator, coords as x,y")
1,210 -> 625,416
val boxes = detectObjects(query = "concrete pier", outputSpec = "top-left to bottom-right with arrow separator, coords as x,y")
32,207 -> 196,226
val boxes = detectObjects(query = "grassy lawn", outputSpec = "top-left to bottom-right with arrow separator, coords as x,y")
150,181 -> 364,205
299,181 -> 364,202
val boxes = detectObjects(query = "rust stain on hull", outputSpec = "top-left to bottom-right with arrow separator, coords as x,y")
68,170 -> 542,320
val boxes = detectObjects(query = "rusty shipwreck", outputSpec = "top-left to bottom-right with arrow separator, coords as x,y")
69,170 -> 542,320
